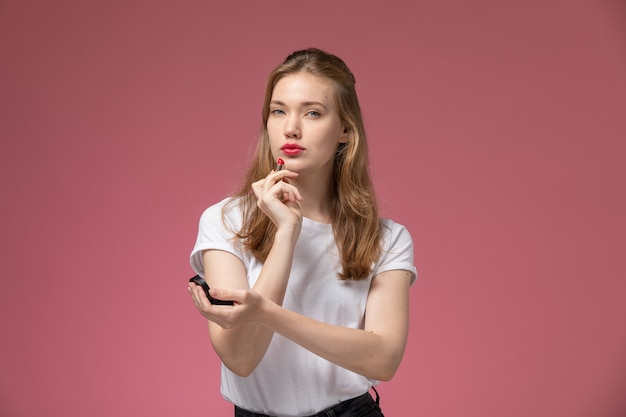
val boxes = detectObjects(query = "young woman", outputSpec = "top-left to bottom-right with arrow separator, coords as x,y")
188,48 -> 417,417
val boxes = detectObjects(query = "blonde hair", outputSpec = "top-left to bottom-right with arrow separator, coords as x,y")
228,48 -> 382,280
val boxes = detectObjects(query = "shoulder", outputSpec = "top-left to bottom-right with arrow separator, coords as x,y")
380,218 -> 414,248
191,197 -> 246,276
375,218 -> 417,284
199,196 -> 244,229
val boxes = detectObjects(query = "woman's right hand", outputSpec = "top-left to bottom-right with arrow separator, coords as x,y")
188,283 -> 265,330
251,169 -> 303,234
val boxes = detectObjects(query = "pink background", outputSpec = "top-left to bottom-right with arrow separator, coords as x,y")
1,1 -> 625,416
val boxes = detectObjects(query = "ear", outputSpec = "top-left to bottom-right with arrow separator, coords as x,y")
339,126 -> 349,143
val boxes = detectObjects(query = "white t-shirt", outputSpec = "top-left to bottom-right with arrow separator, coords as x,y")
190,197 -> 417,416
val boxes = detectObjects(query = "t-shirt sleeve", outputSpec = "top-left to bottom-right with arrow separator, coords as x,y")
189,199 -> 244,277
374,221 -> 418,285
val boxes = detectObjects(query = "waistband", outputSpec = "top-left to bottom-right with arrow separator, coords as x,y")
235,388 -> 380,417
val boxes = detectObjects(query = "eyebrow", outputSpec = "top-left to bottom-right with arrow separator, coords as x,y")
270,100 -> 328,109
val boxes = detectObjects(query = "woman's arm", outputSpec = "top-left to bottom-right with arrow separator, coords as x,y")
263,269 -> 412,381
192,226 -> 299,376
201,268 -> 413,381
189,168 -> 304,376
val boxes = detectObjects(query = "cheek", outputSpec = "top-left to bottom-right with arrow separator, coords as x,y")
267,117 -> 287,136
266,121 -> 280,141
266,126 -> 282,155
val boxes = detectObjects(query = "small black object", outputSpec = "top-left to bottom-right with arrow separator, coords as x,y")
189,275 -> 234,305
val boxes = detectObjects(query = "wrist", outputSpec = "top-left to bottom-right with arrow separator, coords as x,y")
256,296 -> 279,328
275,223 -> 301,242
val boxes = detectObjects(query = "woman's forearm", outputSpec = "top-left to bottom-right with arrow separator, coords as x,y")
254,270 -> 408,380
260,302 -> 405,381
250,227 -> 300,302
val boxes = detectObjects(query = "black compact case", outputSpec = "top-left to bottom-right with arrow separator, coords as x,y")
189,275 -> 234,305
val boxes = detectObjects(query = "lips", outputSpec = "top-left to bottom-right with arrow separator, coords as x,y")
281,143 -> 304,155
281,144 -> 304,150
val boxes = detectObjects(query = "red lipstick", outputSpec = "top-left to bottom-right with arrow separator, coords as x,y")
281,144 -> 304,156
277,158 -> 284,171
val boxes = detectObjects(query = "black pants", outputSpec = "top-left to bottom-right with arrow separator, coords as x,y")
234,388 -> 384,417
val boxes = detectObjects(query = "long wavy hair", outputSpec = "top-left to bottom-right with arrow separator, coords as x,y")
226,48 -> 382,280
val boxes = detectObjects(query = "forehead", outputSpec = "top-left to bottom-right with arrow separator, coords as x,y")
271,72 -> 336,106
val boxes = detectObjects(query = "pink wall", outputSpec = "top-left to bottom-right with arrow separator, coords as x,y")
1,1 -> 625,416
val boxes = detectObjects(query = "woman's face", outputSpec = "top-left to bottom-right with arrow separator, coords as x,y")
267,72 -> 347,177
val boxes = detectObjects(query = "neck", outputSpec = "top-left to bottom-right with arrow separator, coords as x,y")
291,171 -> 334,224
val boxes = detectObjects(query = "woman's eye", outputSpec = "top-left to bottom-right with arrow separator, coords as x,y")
271,109 -> 285,115
306,110 -> 321,118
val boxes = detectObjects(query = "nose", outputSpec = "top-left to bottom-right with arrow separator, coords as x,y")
284,116 -> 301,139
